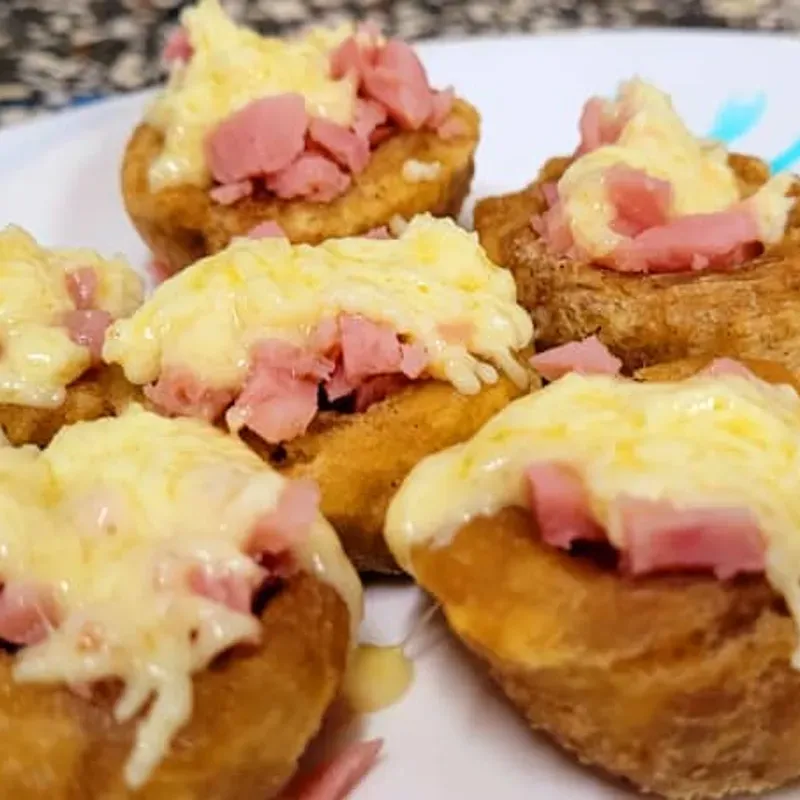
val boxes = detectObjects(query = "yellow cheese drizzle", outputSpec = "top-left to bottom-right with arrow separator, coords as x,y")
146,0 -> 359,190
0,405 -> 361,788
385,372 -> 800,664
0,225 -> 142,408
103,215 -> 533,398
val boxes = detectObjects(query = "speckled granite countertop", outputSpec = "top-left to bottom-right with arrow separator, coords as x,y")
0,0 -> 797,127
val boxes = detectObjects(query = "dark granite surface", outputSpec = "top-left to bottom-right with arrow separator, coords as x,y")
0,0 -> 798,127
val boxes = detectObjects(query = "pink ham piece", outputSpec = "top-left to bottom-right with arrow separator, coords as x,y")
0,582 -> 60,646
66,266 -> 98,310
352,98 -> 388,141
163,28 -> 193,65
329,36 -> 379,82
427,87 -> 455,130
352,374 -> 409,411
699,358 -> 759,381
248,478 -> 320,558
612,206 -> 761,273
618,497 -> 766,579
266,153 -> 351,203
209,179 -> 254,206
187,564 -> 265,614
606,164 -> 672,237
435,116 -> 468,141
229,340 -> 334,444
286,739 -> 384,800
524,462 -> 605,548
363,226 -> 391,239
145,367 -> 236,422
531,201 -> 574,256
308,118 -> 370,175
530,336 -> 623,381
340,315 -> 403,381
361,40 -> 434,130
576,97 -> 627,156
247,220 -> 287,239
63,309 -> 112,361
206,94 -> 309,184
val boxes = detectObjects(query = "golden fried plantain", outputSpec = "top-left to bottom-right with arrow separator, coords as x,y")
122,99 -> 479,275
0,366 -> 141,448
474,154 -> 800,372
248,370 -> 533,574
0,571 -> 350,799
406,358 -> 800,799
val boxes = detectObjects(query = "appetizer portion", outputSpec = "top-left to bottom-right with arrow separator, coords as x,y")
123,0 -> 479,275
103,215 -> 535,572
474,78 -> 800,371
0,405 -> 361,798
386,357 -> 800,799
0,225 -> 143,446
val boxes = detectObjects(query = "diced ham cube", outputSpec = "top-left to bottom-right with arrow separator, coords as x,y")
247,220 -> 287,239
65,266 -> 98,310
266,153 -> 351,203
605,164 -> 673,237
205,94 -> 309,184
248,478 -> 320,558
63,309 -> 112,361
308,118 -> 370,175
618,497 -> 766,579
524,462 -> 605,548
529,336 -> 622,381
0,582 -> 60,646
145,367 -> 236,422
340,315 -> 403,381
352,98 -> 389,141
209,179 -> 254,206
187,564 -> 265,614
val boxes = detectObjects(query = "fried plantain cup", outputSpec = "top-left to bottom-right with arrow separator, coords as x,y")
244,369 -> 533,575
0,366 -> 142,448
0,571 -> 350,799
401,358 -> 800,799
122,99 -> 479,276
474,155 -> 800,372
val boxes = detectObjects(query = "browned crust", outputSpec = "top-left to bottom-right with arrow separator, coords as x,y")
408,358 -> 800,799
0,366 -> 143,448
247,368 -> 534,574
121,99 -> 480,274
474,154 -> 800,372
0,572 -> 351,799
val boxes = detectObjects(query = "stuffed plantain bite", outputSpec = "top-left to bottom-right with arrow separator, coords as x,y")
385,355 -> 800,798
0,225 -> 143,447
101,215 -> 535,574
474,78 -> 800,372
122,0 -> 479,277
0,405 -> 361,798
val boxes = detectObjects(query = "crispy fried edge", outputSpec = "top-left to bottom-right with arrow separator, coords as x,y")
0,572 -> 351,800
474,154 -> 800,372
407,358 -> 800,799
121,99 -> 480,274
0,366 -> 142,448
246,369 -> 534,574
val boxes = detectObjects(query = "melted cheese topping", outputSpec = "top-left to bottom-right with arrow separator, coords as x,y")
0,226 -> 142,407
560,79 -> 794,258
146,0 -> 359,190
385,373 -> 800,660
103,215 -> 534,396
0,405 -> 361,788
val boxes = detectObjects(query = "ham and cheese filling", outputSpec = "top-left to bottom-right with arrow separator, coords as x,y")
533,79 -> 794,273
147,0 -> 461,203
385,365 -> 800,662
0,405 -> 361,789
103,215 -> 533,445
0,226 -> 142,407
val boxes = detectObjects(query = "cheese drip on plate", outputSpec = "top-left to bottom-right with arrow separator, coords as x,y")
385,372 -> 800,658
0,225 -> 142,407
103,215 -> 534,396
559,79 -> 793,259
0,405 -> 361,789
146,0 -> 359,190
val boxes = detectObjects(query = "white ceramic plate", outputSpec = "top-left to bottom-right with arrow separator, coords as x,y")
1,29 -> 799,800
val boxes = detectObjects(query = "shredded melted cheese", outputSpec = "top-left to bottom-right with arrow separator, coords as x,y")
146,0 -> 360,190
0,225 -> 142,408
560,79 -> 794,259
0,405 -> 361,788
103,215 -> 533,396
385,372 -> 800,661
